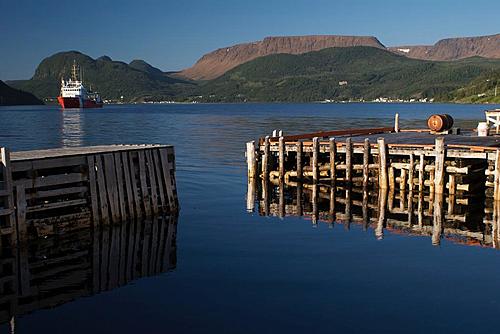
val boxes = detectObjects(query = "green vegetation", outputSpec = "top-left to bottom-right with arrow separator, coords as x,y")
194,47 -> 500,102
9,51 -> 196,102
0,80 -> 43,106
439,69 -> 500,103
7,47 -> 500,104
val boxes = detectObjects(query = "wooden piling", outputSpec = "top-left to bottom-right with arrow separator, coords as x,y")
262,136 -> 270,179
296,141 -> 303,180
345,138 -> 352,184
246,141 -> 257,180
494,149 -> 500,201
377,138 -> 388,189
434,137 -> 446,194
329,138 -> 336,185
363,138 -> 370,189
394,113 -> 400,133
312,137 -> 319,183
418,154 -> 425,192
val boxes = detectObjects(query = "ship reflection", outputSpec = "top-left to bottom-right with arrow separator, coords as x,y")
248,178 -> 500,249
60,109 -> 84,147
0,216 -> 177,331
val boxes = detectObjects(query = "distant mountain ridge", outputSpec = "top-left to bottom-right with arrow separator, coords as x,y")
179,33 -> 500,80
179,35 -> 385,80
0,80 -> 43,106
389,33 -> 500,60
11,51 -> 195,102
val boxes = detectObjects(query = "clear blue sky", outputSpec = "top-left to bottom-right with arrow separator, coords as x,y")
1,0 -> 499,80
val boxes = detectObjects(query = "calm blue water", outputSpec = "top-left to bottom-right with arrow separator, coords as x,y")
1,102 -> 500,333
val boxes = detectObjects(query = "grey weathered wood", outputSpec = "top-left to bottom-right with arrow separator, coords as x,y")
103,154 -> 119,222
278,137 -> 285,180
312,137 -> 319,183
329,138 -> 336,185
434,137 -> 446,194
87,155 -> 99,226
151,149 -> 166,211
494,149 -> 500,201
246,141 -> 257,179
95,155 -> 110,224
15,185 -> 27,242
159,148 -> 175,211
345,138 -> 352,184
138,150 -> 151,217
128,151 -> 142,217
408,154 -> 414,192
145,150 -> 159,213
262,136 -> 270,179
296,141 -> 303,180
14,173 -> 87,189
418,154 -> 425,192
114,153 -> 127,221
363,138 -> 370,188
377,137 -> 388,189
121,151 -> 135,217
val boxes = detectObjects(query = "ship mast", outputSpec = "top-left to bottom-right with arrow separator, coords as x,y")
71,60 -> 80,81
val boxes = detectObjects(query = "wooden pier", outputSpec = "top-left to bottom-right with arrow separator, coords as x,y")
0,144 -> 178,244
246,121 -> 500,203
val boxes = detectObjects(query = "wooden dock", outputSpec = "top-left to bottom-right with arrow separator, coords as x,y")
246,122 -> 500,203
0,144 -> 178,244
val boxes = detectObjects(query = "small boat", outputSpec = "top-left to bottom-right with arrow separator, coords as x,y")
57,61 -> 103,109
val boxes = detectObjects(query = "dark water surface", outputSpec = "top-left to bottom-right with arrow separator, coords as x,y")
1,103 -> 500,333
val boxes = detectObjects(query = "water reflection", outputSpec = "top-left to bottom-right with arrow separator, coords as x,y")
248,179 -> 500,249
0,216 -> 177,331
60,109 -> 84,147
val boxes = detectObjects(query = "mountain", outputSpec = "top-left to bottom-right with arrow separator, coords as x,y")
195,46 -> 500,102
178,35 -> 385,80
0,80 -> 43,106
10,51 -> 195,102
389,33 -> 500,61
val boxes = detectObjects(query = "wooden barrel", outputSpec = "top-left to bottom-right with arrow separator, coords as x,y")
427,114 -> 454,132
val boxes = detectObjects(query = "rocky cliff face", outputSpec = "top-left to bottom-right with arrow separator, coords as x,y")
389,34 -> 500,60
179,35 -> 385,80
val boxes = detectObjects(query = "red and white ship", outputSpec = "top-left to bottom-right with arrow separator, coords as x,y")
57,62 -> 103,109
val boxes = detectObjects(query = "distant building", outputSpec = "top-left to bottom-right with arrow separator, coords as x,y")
338,81 -> 348,86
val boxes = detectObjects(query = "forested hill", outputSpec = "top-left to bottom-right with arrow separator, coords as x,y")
197,46 -> 500,102
9,51 -> 195,102
0,80 -> 43,106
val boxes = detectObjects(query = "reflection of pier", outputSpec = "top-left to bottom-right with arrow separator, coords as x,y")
0,216 -> 177,331
248,178 -> 500,249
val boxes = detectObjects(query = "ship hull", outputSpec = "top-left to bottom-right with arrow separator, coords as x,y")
57,96 -> 103,109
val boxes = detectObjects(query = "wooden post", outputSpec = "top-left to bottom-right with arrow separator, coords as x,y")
418,154 -> 425,192
363,138 -> 370,189
376,187 -> 387,240
434,137 -> 446,194
296,141 -> 303,180
329,186 -> 336,223
246,141 -> 257,180
15,185 -> 27,242
246,178 -> 256,212
448,174 -> 456,195
278,130 -> 283,137
408,154 -> 414,192
312,137 -> 319,183
278,137 -> 285,180
407,154 -> 414,224
494,149 -> 500,201
312,184 -> 318,224
394,113 -> 400,133
329,138 -> 336,185
0,147 -> 15,245
345,138 -> 352,184
389,167 -> 395,190
272,130 -> 277,137
377,137 -> 388,189
432,193 -> 443,246
278,180 -> 285,218
262,136 -> 270,179
297,181 -> 303,217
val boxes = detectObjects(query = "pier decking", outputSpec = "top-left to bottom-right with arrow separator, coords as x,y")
0,144 -> 178,244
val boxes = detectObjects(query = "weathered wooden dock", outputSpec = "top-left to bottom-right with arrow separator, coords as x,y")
246,123 -> 500,202
0,144 -> 178,244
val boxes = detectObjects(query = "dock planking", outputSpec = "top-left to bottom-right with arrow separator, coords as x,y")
0,144 -> 178,243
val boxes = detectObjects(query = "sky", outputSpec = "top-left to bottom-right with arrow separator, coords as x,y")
1,0 -> 499,80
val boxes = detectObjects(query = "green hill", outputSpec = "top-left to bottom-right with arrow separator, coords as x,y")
440,69 -> 500,103
195,46 -> 500,102
0,80 -> 43,106
10,51 -> 196,102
